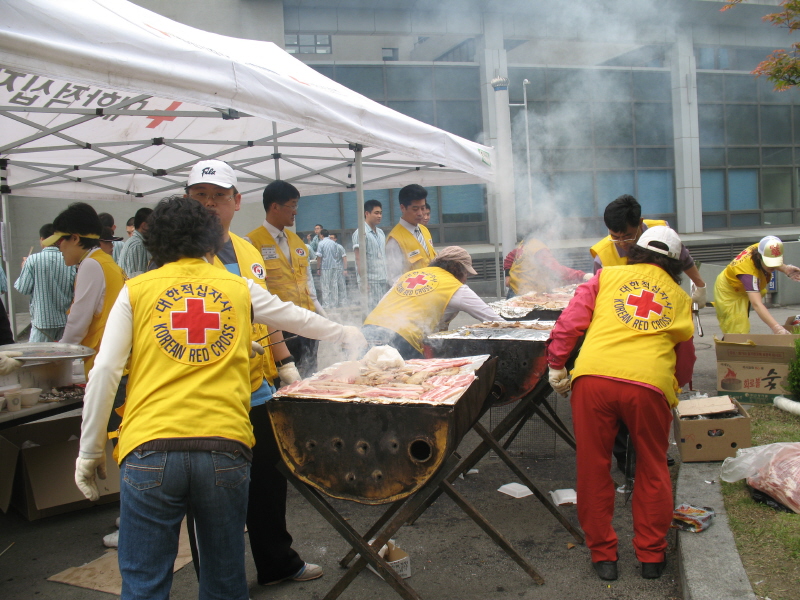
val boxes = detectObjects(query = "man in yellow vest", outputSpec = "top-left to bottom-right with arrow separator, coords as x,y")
246,180 -> 325,378
185,160 -> 323,587
363,246 -> 500,358
385,184 -> 437,284
547,226 -> 695,582
507,237 -> 591,297
75,196 -> 365,600
43,202 -> 126,378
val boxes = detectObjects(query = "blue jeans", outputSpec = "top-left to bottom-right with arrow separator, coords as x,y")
118,449 -> 251,600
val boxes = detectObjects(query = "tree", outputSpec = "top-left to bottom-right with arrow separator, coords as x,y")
724,1 -> 800,90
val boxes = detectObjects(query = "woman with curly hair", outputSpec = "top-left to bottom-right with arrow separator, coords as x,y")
75,196 -> 365,600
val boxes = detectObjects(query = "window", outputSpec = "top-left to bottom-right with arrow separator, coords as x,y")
285,34 -> 331,55
382,48 -> 398,61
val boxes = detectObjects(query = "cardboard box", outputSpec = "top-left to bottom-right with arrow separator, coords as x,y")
673,397 -> 751,462
715,334 -> 800,403
366,540 -> 411,580
0,415 -> 120,520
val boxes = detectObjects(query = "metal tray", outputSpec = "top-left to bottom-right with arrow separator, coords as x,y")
0,342 -> 95,362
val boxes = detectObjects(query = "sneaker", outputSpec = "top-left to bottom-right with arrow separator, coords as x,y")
103,530 -> 119,548
262,563 -> 323,586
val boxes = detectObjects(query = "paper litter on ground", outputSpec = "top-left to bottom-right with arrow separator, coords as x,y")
497,483 -> 532,498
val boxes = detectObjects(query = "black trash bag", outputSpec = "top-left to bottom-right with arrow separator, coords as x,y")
747,485 -> 794,514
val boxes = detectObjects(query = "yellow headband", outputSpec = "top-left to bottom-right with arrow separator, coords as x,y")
42,231 -> 101,247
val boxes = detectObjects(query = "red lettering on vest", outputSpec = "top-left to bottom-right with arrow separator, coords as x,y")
404,274 -> 429,289
626,289 -> 664,318
171,298 -> 220,343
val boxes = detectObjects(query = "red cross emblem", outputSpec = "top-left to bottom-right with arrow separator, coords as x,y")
146,101 -> 183,128
626,290 -> 664,318
404,274 -> 429,289
171,298 -> 220,344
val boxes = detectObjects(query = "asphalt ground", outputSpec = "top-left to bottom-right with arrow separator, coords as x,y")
1,302 -> 793,600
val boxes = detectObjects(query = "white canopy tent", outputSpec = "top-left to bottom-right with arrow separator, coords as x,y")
0,0 -> 495,326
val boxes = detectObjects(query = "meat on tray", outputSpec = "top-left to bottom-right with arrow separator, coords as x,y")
466,320 -> 554,330
275,356 -> 481,404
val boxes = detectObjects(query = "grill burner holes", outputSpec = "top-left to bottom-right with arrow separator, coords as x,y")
409,439 -> 432,463
356,441 -> 370,455
332,438 -> 344,451
372,470 -> 383,481
345,472 -> 356,483
305,440 -> 317,451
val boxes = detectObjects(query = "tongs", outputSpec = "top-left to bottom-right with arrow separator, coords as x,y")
690,282 -> 703,337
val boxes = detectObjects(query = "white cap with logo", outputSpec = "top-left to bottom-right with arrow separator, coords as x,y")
635,225 -> 682,260
758,235 -> 784,267
187,160 -> 238,189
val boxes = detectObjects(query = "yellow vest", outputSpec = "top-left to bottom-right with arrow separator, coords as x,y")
386,222 -> 437,272
117,258 -> 254,462
213,233 -> 278,388
571,263 -> 694,408
364,267 -> 462,353
245,226 -> 314,311
79,250 -> 126,377
721,244 -> 769,295
590,219 -> 668,267
508,239 -> 548,295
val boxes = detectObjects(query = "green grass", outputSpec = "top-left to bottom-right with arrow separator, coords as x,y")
720,404 -> 800,599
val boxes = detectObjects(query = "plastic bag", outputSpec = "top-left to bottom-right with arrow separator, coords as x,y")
671,504 -> 715,532
747,444 -> 800,514
719,442 -> 797,483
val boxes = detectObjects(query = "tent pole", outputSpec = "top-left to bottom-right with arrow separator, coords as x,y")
353,145 -> 368,319
0,191 -> 15,339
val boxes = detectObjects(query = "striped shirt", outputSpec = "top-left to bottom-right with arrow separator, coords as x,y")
112,240 -> 125,263
352,226 -> 388,283
118,230 -> 151,277
316,237 -> 346,270
14,247 -> 76,329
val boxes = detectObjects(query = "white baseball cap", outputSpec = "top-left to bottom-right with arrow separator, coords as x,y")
758,236 -> 784,267
187,160 -> 237,189
636,226 -> 681,260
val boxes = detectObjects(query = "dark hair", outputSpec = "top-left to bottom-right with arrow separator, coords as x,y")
398,184 -> 427,207
315,223 -> 323,229
134,207 -> 153,230
145,196 -> 223,266
126,217 -> 135,227
52,202 -> 102,249
750,249 -> 771,279
424,203 -> 431,211
429,257 -> 468,281
98,212 -> 115,228
320,228 -> 330,237
39,223 -> 55,239
627,245 -> 683,284
100,227 -> 115,242
604,195 -> 641,233
263,180 -> 300,211
330,233 -> 338,241
364,199 -> 382,213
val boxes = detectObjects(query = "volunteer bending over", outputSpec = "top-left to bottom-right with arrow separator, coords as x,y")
74,197 -> 365,600
715,235 -> 800,334
546,226 -> 695,582
363,246 -> 500,359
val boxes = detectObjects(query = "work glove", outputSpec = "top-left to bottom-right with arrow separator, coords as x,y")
548,367 -> 571,397
582,272 -> 593,281
75,456 -> 107,502
0,351 -> 23,375
250,341 -> 265,358
340,326 -> 368,359
783,264 -> 800,282
691,284 -> 707,308
277,361 -> 301,384
771,323 -> 792,335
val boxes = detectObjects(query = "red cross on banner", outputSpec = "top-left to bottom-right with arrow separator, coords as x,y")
404,274 -> 429,289
146,101 -> 183,128
171,298 -> 220,344
626,289 -> 664,318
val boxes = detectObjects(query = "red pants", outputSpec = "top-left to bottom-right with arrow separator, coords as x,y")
571,376 -> 673,563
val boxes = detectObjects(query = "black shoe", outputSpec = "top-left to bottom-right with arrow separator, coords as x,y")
641,560 -> 666,579
592,560 -> 618,581
666,456 -> 676,467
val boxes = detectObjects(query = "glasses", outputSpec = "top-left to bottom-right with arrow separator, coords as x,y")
281,202 -> 299,211
189,191 -> 233,205
610,225 -> 640,245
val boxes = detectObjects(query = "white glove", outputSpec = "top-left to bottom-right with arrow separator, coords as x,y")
0,351 -> 22,375
548,367 -> 571,397
582,272 -> 593,281
340,326 -> 368,358
782,264 -> 800,281
771,323 -> 791,335
277,361 -> 301,384
250,341 -> 265,358
691,284 -> 707,307
75,456 -> 107,501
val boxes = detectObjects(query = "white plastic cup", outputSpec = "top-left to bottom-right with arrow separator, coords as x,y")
5,392 -> 21,412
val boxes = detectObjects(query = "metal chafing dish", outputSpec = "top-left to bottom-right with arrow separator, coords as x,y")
268,355 -> 496,505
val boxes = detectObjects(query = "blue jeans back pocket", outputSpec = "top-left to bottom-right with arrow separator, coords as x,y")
123,450 -> 167,490
211,451 -> 250,489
